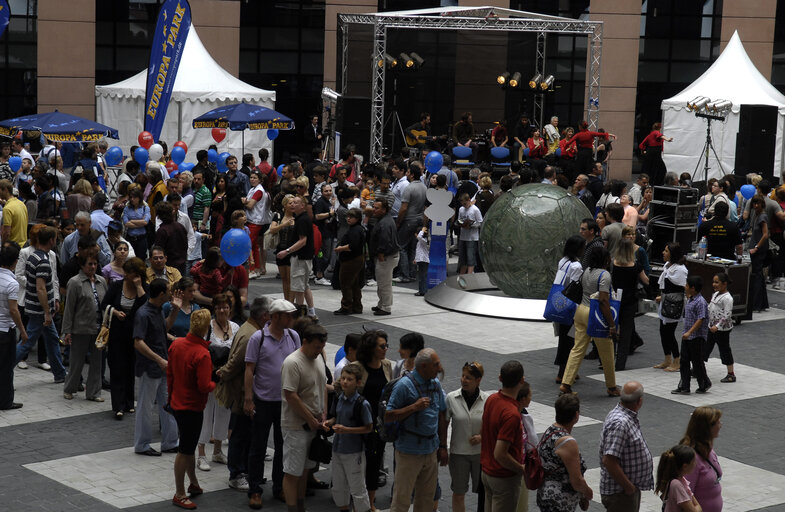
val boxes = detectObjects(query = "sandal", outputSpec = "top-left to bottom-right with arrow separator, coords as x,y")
188,483 -> 203,496
607,386 -> 621,397
172,494 -> 197,510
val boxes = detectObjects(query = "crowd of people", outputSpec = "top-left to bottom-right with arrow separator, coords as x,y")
0,130 -> 762,512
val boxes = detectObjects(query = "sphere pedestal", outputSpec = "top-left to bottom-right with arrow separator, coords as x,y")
424,273 -> 547,321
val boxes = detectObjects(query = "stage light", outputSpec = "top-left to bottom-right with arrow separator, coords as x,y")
410,52 -> 424,69
707,99 -> 732,114
509,72 -> 521,88
377,53 -> 398,69
497,72 -> 510,86
528,73 -> 542,89
540,75 -> 555,90
399,53 -> 414,68
321,87 -> 341,103
687,96 -> 704,111
689,96 -> 710,111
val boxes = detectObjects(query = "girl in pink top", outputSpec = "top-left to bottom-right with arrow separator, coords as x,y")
656,444 -> 702,512
681,406 -> 723,512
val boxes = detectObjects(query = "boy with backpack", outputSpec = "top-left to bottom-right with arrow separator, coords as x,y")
327,362 -> 374,512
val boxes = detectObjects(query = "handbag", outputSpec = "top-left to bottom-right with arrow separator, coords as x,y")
208,344 -> 231,368
561,271 -> 584,304
586,272 -> 621,338
523,428 -> 564,490
661,292 -> 685,320
308,430 -> 333,464
543,261 -> 577,324
263,228 -> 279,251
94,305 -> 113,350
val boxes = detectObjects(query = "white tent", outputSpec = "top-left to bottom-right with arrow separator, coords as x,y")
96,26 -> 276,159
661,31 -> 785,183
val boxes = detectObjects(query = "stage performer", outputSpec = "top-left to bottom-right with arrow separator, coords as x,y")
405,113 -> 433,150
452,112 -> 478,160
567,121 -> 616,176
639,122 -> 673,186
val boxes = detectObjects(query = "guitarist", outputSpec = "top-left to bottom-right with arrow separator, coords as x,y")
405,112 -> 432,149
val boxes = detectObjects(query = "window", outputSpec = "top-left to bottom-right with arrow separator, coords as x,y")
0,0 -> 37,119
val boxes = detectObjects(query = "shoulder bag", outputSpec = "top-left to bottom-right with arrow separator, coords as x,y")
95,305 -> 113,349
543,261 -> 578,324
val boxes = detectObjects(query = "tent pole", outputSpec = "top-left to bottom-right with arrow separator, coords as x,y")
242,131 -> 245,155
177,102 -> 182,141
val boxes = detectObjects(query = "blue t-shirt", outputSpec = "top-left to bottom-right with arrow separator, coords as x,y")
331,391 -> 373,454
387,370 -> 446,454
162,302 -> 201,339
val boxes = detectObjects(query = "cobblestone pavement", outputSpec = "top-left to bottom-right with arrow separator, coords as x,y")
4,263 -> 785,512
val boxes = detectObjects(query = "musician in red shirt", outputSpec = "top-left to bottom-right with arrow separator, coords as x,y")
639,122 -> 673,186
568,121 -> 616,176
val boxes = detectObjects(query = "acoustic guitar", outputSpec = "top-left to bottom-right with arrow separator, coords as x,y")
405,129 -> 447,147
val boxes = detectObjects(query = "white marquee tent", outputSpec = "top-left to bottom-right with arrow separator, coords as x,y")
661,31 -> 785,182
96,26 -> 276,159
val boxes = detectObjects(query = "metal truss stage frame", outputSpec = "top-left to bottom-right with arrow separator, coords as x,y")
338,6 -> 604,163
425,273 -> 547,321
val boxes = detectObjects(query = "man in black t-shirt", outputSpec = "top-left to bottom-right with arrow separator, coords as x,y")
698,201 -> 742,260
276,196 -> 317,317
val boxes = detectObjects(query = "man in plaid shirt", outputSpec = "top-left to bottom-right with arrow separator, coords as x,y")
599,381 -> 653,512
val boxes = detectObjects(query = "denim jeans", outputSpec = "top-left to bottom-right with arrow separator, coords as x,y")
16,315 -> 66,381
228,412 -> 252,479
417,262 -> 429,294
134,373 -> 178,453
247,398 -> 284,496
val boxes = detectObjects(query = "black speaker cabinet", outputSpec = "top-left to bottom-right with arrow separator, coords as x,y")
735,104 -> 777,181
648,222 -> 698,264
336,96 -> 372,159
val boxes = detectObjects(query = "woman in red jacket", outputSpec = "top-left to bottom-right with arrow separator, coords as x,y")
526,129 -> 548,174
167,308 -> 216,510
639,122 -> 673,186
568,121 -> 616,176
558,127 -> 578,179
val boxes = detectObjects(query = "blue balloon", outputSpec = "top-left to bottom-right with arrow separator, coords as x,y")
277,164 -> 284,177
207,148 -> 218,163
8,156 -> 22,172
134,147 -> 149,164
170,146 -> 186,165
179,162 -> 195,172
267,128 -> 279,141
740,184 -> 756,200
424,151 -> 443,173
105,146 -> 123,167
220,228 -> 252,267
217,151 -> 231,172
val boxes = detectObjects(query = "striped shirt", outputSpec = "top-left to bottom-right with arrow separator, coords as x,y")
24,249 -> 55,316
192,185 -> 212,222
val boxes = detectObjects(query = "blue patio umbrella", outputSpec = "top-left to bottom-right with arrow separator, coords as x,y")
0,109 -> 119,142
192,102 -> 294,153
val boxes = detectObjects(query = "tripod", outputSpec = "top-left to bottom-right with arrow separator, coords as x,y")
383,74 -> 409,156
693,112 -> 725,184
321,104 -> 336,161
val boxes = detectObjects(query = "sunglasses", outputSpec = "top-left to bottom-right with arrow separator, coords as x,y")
378,343 -> 389,349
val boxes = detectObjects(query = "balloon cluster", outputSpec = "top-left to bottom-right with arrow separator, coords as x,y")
134,133 -> 190,169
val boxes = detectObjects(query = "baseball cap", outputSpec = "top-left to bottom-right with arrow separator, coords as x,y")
269,299 -> 297,314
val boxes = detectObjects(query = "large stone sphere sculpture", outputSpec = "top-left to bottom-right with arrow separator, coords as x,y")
479,183 -> 591,299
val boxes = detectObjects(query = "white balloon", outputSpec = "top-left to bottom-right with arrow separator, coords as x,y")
148,143 -> 164,162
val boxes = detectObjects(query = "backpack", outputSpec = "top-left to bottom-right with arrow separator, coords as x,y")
376,373 -> 437,444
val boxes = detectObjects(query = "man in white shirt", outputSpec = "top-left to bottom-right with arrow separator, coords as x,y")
457,193 -> 483,275
155,193 -> 196,255
11,139 -> 33,165
543,116 -> 560,153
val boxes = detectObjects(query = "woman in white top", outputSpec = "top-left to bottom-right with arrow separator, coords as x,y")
706,272 -> 736,383
197,293 -> 240,471
704,179 -> 731,221
553,235 -> 585,384
654,242 -> 689,372
243,171 -> 272,279
445,361 -> 489,512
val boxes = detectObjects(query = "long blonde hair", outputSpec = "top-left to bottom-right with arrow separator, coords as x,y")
614,238 -> 636,266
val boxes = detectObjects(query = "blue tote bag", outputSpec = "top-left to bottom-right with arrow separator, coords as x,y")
543,261 -> 578,324
587,272 -> 621,338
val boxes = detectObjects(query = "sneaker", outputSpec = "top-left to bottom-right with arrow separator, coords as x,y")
197,456 -> 211,471
393,276 -> 406,283
228,475 -> 249,491
720,374 -> 736,383
16,361 -> 28,370
212,452 -> 228,464
249,270 -> 260,280
365,279 -> 377,287
315,277 -> 331,286
38,362 -> 51,371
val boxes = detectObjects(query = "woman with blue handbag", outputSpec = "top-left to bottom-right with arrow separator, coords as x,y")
547,235 -> 585,384
559,247 -> 619,397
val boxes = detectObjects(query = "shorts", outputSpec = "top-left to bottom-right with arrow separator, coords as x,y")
172,409 -> 203,455
448,453 -> 481,494
282,429 -> 317,476
290,256 -> 313,293
459,240 -> 478,267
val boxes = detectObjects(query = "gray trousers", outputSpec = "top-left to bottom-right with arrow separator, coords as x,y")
64,333 -> 102,399
375,253 -> 400,313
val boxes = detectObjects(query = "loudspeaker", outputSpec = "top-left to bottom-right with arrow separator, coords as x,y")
336,96 -> 372,159
735,104 -> 777,181
648,222 -> 698,264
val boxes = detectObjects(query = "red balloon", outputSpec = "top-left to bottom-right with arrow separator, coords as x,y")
138,131 -> 154,149
165,161 -> 178,172
212,128 -> 226,143
173,140 -> 188,153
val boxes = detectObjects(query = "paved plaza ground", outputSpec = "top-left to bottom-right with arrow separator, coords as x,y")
4,263 -> 785,512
